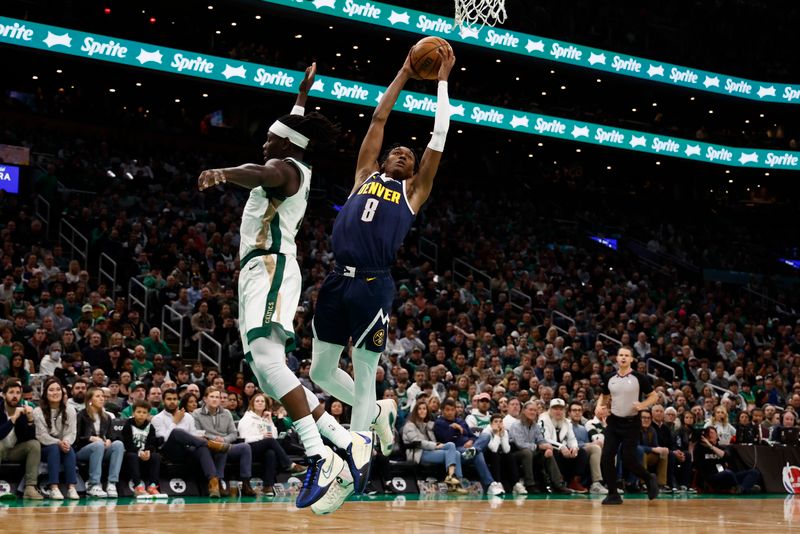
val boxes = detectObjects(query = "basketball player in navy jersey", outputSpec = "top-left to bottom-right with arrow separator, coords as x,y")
309,45 -> 455,503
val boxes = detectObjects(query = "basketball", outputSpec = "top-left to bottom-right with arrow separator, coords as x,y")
410,36 -> 451,80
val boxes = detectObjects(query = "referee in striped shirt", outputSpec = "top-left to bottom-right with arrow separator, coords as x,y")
595,346 -> 660,504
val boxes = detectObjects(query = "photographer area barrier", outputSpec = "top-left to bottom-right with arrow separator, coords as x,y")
729,445 -> 800,494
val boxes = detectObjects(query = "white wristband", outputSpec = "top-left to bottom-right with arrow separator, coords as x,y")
291,105 -> 305,116
427,81 -> 450,152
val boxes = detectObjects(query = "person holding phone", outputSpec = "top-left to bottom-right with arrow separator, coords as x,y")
695,427 -> 762,493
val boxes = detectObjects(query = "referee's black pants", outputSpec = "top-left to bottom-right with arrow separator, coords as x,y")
600,414 -> 651,495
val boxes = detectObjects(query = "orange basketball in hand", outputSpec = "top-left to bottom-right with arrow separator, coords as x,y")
410,37 -> 451,80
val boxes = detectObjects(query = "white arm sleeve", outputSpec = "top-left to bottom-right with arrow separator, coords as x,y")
291,105 -> 305,116
427,81 -> 450,152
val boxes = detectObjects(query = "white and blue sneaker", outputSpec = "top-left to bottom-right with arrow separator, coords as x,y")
295,446 -> 345,509
311,460 -> 354,515
342,430 -> 374,494
371,399 -> 397,456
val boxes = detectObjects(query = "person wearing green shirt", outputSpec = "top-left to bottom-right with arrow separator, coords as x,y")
120,383 -> 159,419
131,345 -> 154,379
142,328 -> 171,358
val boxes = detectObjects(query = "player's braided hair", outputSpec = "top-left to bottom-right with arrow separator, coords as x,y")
278,112 -> 339,151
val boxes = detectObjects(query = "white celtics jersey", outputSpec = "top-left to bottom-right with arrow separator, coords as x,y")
239,157 -> 310,261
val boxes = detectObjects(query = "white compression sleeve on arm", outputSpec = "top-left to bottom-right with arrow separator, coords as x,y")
427,81 -> 450,152
291,105 -> 305,116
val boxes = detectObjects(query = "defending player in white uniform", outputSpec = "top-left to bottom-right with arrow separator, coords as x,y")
197,64 -> 371,514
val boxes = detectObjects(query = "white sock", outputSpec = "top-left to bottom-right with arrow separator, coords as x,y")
293,414 -> 325,457
350,348 -> 379,432
316,411 -> 353,450
310,339 -> 355,405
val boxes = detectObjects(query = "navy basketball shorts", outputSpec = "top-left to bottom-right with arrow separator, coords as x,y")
312,270 -> 394,353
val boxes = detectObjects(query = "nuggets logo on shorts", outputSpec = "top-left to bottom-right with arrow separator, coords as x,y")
373,329 -> 385,347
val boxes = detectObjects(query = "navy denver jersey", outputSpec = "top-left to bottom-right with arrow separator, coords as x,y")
331,172 -> 416,268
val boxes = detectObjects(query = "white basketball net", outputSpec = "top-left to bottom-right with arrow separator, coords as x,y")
454,0 -> 507,29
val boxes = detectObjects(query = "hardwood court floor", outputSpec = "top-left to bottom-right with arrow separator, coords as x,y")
1,494 -> 798,533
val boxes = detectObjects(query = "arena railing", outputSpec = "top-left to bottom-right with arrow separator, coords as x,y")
58,219 -> 88,269
452,258 -> 492,295
597,333 -> 623,348
161,305 -> 185,357
34,195 -> 50,238
509,288 -> 531,312
98,253 -> 118,299
198,331 -> 222,371
646,357 -> 676,383
418,236 -> 439,273
128,277 -> 155,323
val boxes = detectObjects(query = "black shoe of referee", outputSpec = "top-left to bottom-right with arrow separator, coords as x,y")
646,474 -> 659,500
601,493 -> 623,505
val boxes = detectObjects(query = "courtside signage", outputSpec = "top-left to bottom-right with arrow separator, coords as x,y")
1,17 -> 799,170
262,0 -> 800,104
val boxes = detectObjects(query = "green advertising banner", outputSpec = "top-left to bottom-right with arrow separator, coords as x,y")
260,0 -> 800,105
1,17 -> 798,170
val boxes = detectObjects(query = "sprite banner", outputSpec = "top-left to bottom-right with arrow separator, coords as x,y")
261,0 -> 800,105
1,17 -> 799,171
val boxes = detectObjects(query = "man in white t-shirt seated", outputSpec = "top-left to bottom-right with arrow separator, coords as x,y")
151,388 -> 228,497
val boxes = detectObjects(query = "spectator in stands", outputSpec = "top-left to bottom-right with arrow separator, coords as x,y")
401,400 -> 467,493
237,393 -> 306,496
465,392 -> 493,432
75,387 -> 124,497
50,302 -> 73,335
81,332 -> 106,370
733,411 -> 757,444
434,398 -> 503,495
39,342 -> 63,377
3,353 -> 30,385
33,378 -> 79,500
670,410 -> 697,492
568,402 -> 606,494
507,401 -> 572,494
152,388 -> 228,497
142,328 -> 171,359
67,378 -> 88,411
0,380 -> 43,499
637,409 -> 669,492
539,399 -> 588,493
192,387 -> 257,496
120,382 -> 149,419
190,361 -> 205,384
191,301 -> 215,341
503,397 -> 521,428
696,427 -> 761,493
481,413 -> 520,494
147,386 -> 162,412
181,393 -> 200,413
90,368 -> 107,389
705,406 -> 736,446
121,400 -> 161,496
25,328 -> 49,368
770,410 -> 798,444
131,345 -> 154,378
126,309 -> 148,340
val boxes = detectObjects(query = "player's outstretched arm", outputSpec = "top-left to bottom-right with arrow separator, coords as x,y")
353,50 -> 417,192
406,46 -> 455,213
197,160 -> 299,193
292,62 -> 316,116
